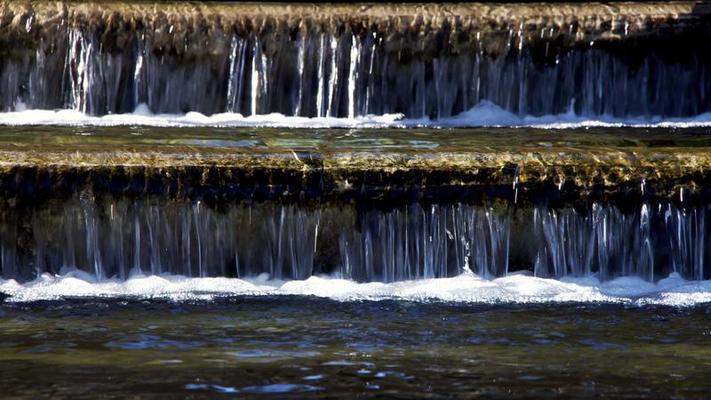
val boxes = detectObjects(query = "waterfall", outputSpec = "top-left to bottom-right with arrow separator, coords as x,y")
1,197 -> 708,283
2,6 -> 710,118
226,36 -> 248,113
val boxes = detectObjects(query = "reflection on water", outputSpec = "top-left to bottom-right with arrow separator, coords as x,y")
0,297 -> 709,398
3,125 -> 711,154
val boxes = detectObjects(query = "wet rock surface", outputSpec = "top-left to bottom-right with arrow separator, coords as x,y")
3,1 -> 709,54
0,126 -> 709,208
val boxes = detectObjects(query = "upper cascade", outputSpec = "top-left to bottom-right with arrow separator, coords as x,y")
1,1 -> 711,117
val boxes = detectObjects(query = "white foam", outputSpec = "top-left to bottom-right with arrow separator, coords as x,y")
2,102 -> 711,129
0,104 -> 405,129
2,271 -> 710,306
425,101 -> 711,129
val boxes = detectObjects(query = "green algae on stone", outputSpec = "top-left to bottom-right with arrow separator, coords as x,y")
0,126 -> 709,207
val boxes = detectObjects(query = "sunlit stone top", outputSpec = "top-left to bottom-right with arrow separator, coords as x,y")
2,1 -> 709,56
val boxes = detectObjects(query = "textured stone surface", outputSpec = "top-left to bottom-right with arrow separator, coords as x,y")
2,1 -> 709,57
0,126 -> 708,207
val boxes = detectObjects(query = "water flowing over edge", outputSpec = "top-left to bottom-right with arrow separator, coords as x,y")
4,102 -> 711,129
1,271 -> 710,307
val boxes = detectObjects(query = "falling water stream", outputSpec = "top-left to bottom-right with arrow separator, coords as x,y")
2,23 -> 711,118
1,2 -> 711,397
0,198 -> 707,283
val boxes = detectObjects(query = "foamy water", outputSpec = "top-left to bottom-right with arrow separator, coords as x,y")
1,271 -> 710,306
2,102 -> 711,129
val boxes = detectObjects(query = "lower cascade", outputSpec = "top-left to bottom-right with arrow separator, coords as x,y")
1,197 -> 707,283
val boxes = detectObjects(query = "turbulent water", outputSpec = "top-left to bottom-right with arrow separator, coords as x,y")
3,272 -> 711,307
5,101 -> 711,129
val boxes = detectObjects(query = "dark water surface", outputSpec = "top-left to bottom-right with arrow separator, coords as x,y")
0,297 -> 709,398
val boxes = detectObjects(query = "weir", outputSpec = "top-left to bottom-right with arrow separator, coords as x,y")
1,2 -> 711,117
1,196 -> 709,282
1,2 -> 711,286
0,126 -> 710,282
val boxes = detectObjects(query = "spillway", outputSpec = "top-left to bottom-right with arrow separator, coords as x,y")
1,1 -> 711,118
0,126 -> 709,285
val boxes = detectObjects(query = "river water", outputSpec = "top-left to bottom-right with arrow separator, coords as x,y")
1,297 -> 709,399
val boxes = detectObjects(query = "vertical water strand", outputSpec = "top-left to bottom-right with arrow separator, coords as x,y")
82,201 -> 103,280
194,202 -> 205,277
132,35 -> 145,110
666,203 -> 680,274
26,39 -> 56,109
109,202 -> 128,279
364,32 -> 377,115
67,28 -> 91,113
31,210 -> 47,279
276,206 -> 286,278
147,205 -> 162,276
133,215 -> 141,274
639,204 -> 654,281
450,205 -> 462,274
438,206 -> 448,277
694,208 -> 706,280
593,204 -> 611,280
250,36 -> 260,116
294,33 -> 307,116
259,41 -> 270,115
226,35 -> 247,113
61,207 -> 76,273
326,35 -> 339,117
364,229 -> 374,281
289,216 -> 299,279
378,215 -> 390,281
404,206 -> 412,279
180,209 -> 191,276
517,23 -> 528,115
666,204 -> 707,280
347,33 -> 360,119
315,32 -> 328,117
421,206 -> 431,278
433,58 -> 443,120
338,235 -> 351,279
395,209 -> 407,281
0,209 -> 18,279
504,209 -> 511,276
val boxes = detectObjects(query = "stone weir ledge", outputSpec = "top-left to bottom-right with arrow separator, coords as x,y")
2,1 -> 710,58
1,127 -> 711,209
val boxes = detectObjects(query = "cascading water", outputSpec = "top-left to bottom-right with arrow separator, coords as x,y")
2,2 -> 711,118
0,196 -> 708,283
0,1 -> 710,288
8,30 -> 710,118
4,3 -> 711,399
